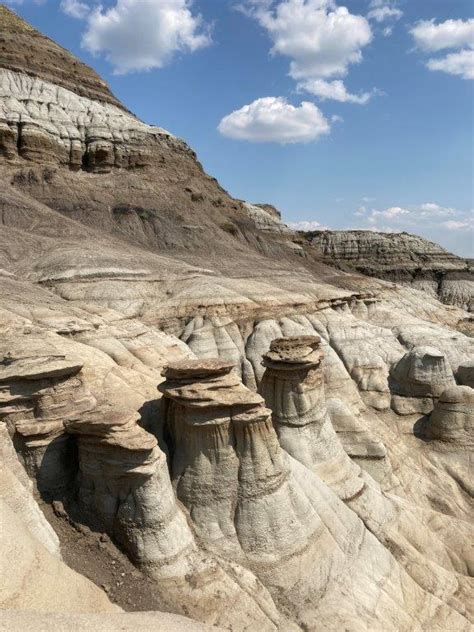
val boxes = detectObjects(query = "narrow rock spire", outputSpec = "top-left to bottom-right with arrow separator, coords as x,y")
259,336 -> 365,500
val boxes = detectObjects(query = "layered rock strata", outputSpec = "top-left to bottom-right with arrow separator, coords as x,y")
259,337 -> 474,619
0,68 -> 176,171
160,357 -> 473,630
1,6 -> 474,629
65,403 -> 281,631
304,230 -> 473,311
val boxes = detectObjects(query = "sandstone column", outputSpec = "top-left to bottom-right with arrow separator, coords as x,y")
259,336 -> 365,500
159,359 -> 262,559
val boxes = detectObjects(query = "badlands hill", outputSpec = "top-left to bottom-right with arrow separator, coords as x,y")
0,6 -> 473,632
299,229 -> 473,312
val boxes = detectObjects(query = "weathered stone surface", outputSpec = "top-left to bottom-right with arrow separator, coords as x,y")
1,6 -> 474,630
260,336 -> 365,500
390,346 -> 456,415
0,611 -> 219,632
423,385 -> 474,446
303,229 -> 473,310
242,201 -> 292,233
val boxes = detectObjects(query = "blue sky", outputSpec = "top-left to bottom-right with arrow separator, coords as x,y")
6,0 -> 474,256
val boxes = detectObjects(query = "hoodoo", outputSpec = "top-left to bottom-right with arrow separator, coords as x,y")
159,359 -> 261,559
0,5 -> 473,631
259,336 -> 366,500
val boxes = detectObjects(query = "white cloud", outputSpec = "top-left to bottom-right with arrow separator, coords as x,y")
61,0 -> 90,19
287,220 -> 329,231
418,202 -> 455,217
368,206 -> 409,222
242,0 -> 374,103
441,216 -> 474,231
82,0 -> 211,74
410,18 -> 474,52
426,50 -> 474,81
367,1 -> 402,24
354,202 -> 473,241
300,79 -> 375,103
410,18 -> 474,81
217,96 -> 330,143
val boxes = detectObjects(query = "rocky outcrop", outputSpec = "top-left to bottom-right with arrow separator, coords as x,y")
302,230 -> 473,311
160,356 -> 474,630
259,336 -> 366,500
64,391 -> 281,630
390,346 -> 456,415
159,359 -> 260,560
242,202 -> 292,233
0,68 -> 176,170
423,385 -> 473,446
0,5 -> 123,108
1,6 -> 474,630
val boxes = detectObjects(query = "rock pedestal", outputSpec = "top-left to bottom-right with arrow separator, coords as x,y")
159,359 -> 262,558
259,336 -> 365,500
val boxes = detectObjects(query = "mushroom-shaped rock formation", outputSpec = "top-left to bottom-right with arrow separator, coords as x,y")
65,401 -> 281,631
0,340 -> 92,498
259,336 -> 366,501
259,338 -> 474,618
390,346 -> 456,415
423,385 -> 473,446
159,357 -> 472,630
159,359 -> 262,559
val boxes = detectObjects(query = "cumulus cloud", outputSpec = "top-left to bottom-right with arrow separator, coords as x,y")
368,6 -> 402,23
354,202 -> 473,239
217,96 -> 330,143
61,0 -> 90,19
367,0 -> 402,35
81,0 -> 211,74
441,219 -> 474,231
368,206 -> 409,222
300,79 -> 375,104
241,0 -> 375,104
426,50 -> 474,80
287,220 -> 329,231
410,18 -> 474,80
410,18 -> 474,52
418,202 -> 456,217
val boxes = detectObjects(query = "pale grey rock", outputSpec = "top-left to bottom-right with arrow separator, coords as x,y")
242,202 -> 292,234
306,230 -> 473,310
0,69 -> 174,171
390,346 -> 456,415
0,424 -> 60,557
424,385 -> 473,446
259,336 -> 365,501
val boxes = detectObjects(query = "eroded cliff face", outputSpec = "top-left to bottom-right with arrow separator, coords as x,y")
0,6 -> 473,632
299,230 -> 473,311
